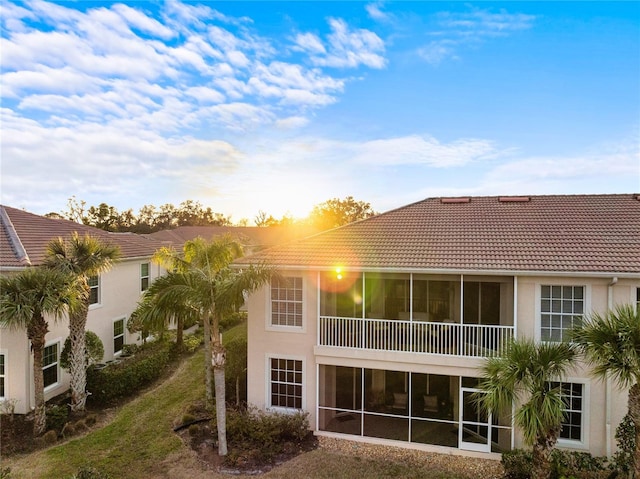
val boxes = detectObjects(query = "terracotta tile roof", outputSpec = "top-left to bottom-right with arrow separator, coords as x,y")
235,194 -> 640,274
0,206 -> 165,268
148,225 -> 319,250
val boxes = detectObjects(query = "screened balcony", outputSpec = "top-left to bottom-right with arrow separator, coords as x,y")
318,272 -> 515,358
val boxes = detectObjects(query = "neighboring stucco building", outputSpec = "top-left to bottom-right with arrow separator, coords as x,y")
237,194 -> 640,458
148,224 -> 320,253
0,206 -> 165,414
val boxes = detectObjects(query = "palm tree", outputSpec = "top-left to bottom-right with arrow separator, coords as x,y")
145,235 -> 273,456
0,267 -> 78,435
572,304 -> 640,479
44,232 -> 120,412
476,339 -> 577,479
131,272 -> 201,348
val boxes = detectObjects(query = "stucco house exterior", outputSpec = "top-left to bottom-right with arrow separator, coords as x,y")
0,205 -> 165,415
237,194 -> 640,458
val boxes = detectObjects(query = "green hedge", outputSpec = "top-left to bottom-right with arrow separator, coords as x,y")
502,448 -> 609,479
86,341 -> 176,405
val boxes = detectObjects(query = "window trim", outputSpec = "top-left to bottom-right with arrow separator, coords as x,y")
552,378 -> 590,450
0,350 -> 6,401
140,263 -> 150,293
113,318 -> 125,356
265,354 -> 305,413
88,275 -> 101,309
266,275 -> 306,333
536,283 -> 589,343
42,340 -> 61,393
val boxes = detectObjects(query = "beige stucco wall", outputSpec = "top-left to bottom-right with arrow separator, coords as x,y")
247,270 -> 319,426
247,269 -> 639,458
0,258 -> 162,414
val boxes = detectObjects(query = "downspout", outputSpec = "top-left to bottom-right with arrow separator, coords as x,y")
605,276 -> 618,457
512,276 -> 518,451
316,271 -> 321,434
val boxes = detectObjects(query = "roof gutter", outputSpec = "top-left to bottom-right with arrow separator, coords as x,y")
237,264 -> 640,279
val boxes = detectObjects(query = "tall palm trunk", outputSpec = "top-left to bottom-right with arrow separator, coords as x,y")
204,315 -> 213,408
69,301 -> 89,412
27,314 -> 49,436
629,383 -> 640,479
531,431 -> 558,479
32,341 -> 47,436
213,348 -> 227,456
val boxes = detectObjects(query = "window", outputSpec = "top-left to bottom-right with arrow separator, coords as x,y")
113,319 -> 124,355
88,275 -> 100,305
141,263 -> 150,292
541,285 -> 584,342
0,354 -> 5,399
636,288 -> 639,311
43,343 -> 59,389
270,358 -> 303,409
271,277 -> 303,327
550,381 -> 584,442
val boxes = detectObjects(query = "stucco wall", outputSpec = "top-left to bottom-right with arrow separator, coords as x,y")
0,258 -> 162,414
247,269 -> 638,458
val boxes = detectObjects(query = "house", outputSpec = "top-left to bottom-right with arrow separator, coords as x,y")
236,194 -> 640,458
148,224 -> 320,253
0,206 -> 166,414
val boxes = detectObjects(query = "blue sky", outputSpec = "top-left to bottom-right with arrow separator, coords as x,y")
1,1 -> 639,223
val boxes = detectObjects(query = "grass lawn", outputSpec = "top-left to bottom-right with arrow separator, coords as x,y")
3,323 -> 486,479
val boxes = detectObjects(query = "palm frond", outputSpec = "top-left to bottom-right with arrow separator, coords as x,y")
572,303 -> 640,388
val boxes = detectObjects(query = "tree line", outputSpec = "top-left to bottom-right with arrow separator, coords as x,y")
46,196 -> 377,233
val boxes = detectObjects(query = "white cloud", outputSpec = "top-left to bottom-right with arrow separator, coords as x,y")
294,18 -> 386,69
111,3 -> 174,39
418,6 -> 537,65
438,8 -> 537,36
1,0 -> 379,138
366,2 -> 392,23
352,135 -> 503,167
417,40 -> 458,65
293,32 -> 326,55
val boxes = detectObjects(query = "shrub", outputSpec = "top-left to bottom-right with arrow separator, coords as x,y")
46,404 -> 69,432
224,406 -> 310,465
85,414 -> 97,427
611,413 -> 636,477
182,413 -> 196,424
42,430 -> 58,445
550,450 -> 607,479
86,340 -> 176,405
220,311 -> 247,332
188,424 -> 200,436
182,334 -> 202,354
501,449 -> 532,479
62,422 -> 76,438
0,467 -> 11,479
121,344 -> 139,356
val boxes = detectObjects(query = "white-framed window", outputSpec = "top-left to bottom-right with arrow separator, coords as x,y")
636,287 -> 639,311
269,357 -> 303,410
113,318 -> 125,355
141,263 -> 150,292
88,275 -> 100,305
540,285 -> 584,342
0,353 -> 5,400
550,381 -> 586,446
270,276 -> 303,328
43,342 -> 59,390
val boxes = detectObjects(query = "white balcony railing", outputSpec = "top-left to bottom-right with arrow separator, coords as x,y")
318,316 -> 514,358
